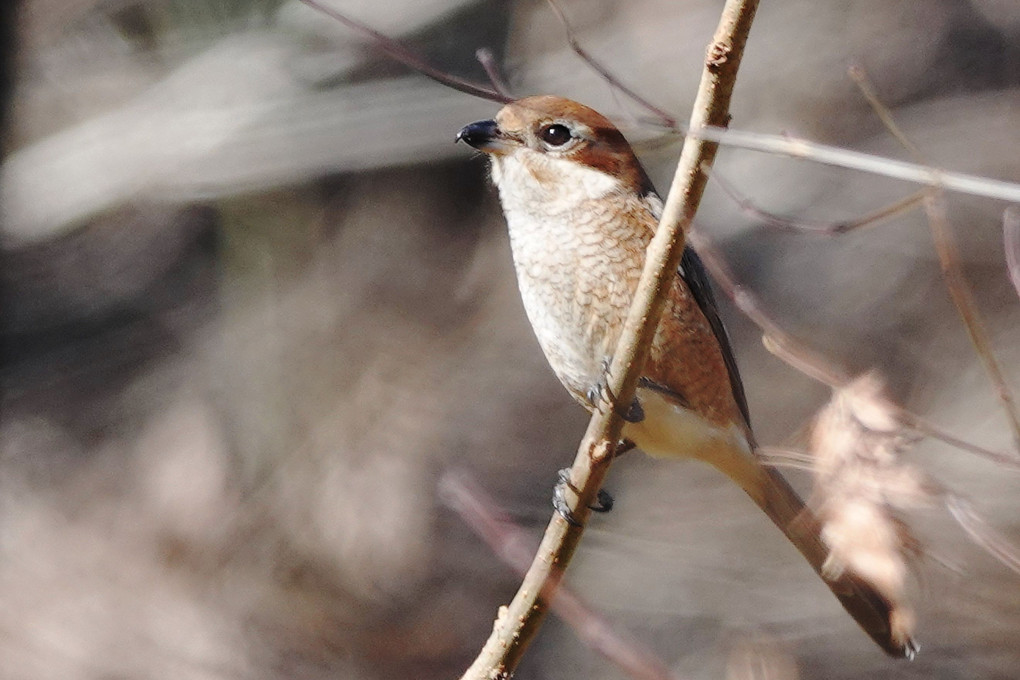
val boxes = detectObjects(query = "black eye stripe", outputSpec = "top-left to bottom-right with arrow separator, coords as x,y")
539,124 -> 572,147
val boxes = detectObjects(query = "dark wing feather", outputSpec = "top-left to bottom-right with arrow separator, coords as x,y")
679,246 -> 752,430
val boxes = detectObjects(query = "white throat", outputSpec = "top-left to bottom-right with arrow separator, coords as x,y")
490,152 -> 621,218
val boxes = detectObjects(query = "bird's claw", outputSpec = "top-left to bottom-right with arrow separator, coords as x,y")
553,468 -> 581,526
553,468 -> 614,526
622,398 -> 644,423
586,358 -> 645,423
590,488 -> 614,513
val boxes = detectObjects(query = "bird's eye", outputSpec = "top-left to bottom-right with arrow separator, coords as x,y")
539,123 -> 572,147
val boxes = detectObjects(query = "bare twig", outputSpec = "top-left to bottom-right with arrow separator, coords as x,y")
707,166 -> 927,235
847,66 -> 921,158
923,194 -> 1020,452
756,446 -> 820,472
297,0 -> 512,103
459,2 -> 761,677
545,0 -> 677,128
684,126 -> 1020,203
475,48 -> 513,99
894,410 -> 1020,468
688,227 -> 1019,467
440,470 -> 681,680
850,65 -> 1020,452
686,228 -> 849,389
946,495 -> 1020,575
1005,207 -> 1020,302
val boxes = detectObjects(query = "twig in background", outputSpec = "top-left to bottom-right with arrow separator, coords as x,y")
893,409 -> 1020,468
687,227 -> 1019,468
860,74 -> 1020,452
544,0 -> 677,129
756,446 -> 822,473
770,403 -> 1020,583
686,227 -> 848,389
946,495 -> 1020,576
850,65 -> 1020,453
750,374 -> 1020,638
293,1 -> 1020,211
296,0 -> 512,103
685,126 -> 1020,203
706,165 -> 927,235
475,48 -> 512,99
1004,207 -> 1020,302
924,194 -> 1020,453
439,470 -> 682,680
848,65 -> 921,158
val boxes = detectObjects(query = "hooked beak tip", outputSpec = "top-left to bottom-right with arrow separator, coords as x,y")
456,120 -> 501,151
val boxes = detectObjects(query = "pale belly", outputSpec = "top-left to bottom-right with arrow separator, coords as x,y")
624,388 -> 763,501
515,267 -> 609,401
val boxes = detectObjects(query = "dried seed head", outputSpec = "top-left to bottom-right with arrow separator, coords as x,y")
810,372 -> 928,649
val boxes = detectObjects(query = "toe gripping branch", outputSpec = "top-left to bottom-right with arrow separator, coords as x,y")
553,468 -> 615,527
586,358 -> 645,424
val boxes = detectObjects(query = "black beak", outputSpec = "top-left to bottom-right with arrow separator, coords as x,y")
456,119 -> 501,150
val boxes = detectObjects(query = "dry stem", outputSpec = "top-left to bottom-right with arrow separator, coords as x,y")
684,126 -> 1020,203
440,470 -> 680,680
296,0 -> 511,103
706,165 -> 927,235
1006,207 -> 1020,301
689,228 -> 1020,468
849,68 -> 1020,453
459,1 -> 760,677
924,194 -> 1020,451
545,0 -> 677,128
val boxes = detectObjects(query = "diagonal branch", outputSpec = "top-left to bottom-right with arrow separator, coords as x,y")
441,470 -> 681,680
544,0 -> 677,128
688,227 -> 1020,468
1006,207 -> 1020,302
848,67 -> 1020,453
458,1 -> 761,678
924,194 -> 1020,452
706,165 -> 928,235
297,0 -> 512,103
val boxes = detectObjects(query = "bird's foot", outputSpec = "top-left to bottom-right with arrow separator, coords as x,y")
614,440 -> 637,458
586,358 -> 645,423
553,468 -> 614,526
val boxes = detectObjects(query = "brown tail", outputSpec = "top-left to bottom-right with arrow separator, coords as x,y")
745,464 -> 916,658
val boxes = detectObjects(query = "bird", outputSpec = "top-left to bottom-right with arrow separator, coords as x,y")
456,94 -> 917,659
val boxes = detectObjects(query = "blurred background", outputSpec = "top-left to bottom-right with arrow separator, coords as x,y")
2,0 -> 1019,678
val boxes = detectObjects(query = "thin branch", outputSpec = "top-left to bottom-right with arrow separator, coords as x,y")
755,446 -> 821,472
946,495 -> 1020,576
297,0 -> 512,103
684,126 -> 1020,203
686,227 -> 849,389
544,0 -> 677,128
1005,207 -> 1020,302
475,48 -> 513,99
459,1 -> 761,677
894,409 -> 1020,469
923,194 -> 1020,452
847,66 -> 921,159
688,227 -> 1019,467
439,470 -> 682,680
850,65 -> 1020,453
707,166 -> 927,235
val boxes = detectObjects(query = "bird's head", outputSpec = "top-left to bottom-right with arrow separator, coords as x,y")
457,95 -> 654,207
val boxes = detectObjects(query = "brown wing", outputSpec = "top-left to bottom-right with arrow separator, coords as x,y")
678,246 -> 752,430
